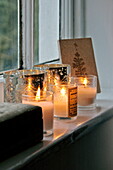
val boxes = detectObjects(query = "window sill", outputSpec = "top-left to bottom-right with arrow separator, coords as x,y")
0,98 -> 113,169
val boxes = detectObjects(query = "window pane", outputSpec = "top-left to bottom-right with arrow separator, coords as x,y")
0,0 -> 18,72
34,0 -> 59,65
34,0 -> 39,64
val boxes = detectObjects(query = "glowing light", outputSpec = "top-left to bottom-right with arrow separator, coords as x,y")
60,87 -> 66,95
53,130 -> 67,140
36,87 -> 40,100
83,78 -> 87,86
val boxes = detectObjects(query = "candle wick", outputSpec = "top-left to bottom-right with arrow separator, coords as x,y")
83,84 -> 86,88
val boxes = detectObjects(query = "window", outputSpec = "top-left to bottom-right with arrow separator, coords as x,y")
0,0 -> 113,94
0,0 -> 19,72
37,0 -> 60,64
0,0 -> 60,72
0,0 -> 85,71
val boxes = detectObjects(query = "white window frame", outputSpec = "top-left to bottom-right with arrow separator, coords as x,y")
21,0 -> 34,69
60,0 -> 85,39
22,0 -> 60,68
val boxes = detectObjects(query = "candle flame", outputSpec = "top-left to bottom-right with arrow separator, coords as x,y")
36,87 -> 40,100
60,87 -> 66,95
83,78 -> 87,86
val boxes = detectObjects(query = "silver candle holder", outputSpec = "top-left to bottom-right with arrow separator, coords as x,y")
4,69 -> 47,103
35,64 -> 71,88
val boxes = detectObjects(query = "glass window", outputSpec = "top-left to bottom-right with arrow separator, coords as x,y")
0,0 -> 60,71
34,0 -> 60,65
0,0 -> 18,72
34,0 -> 39,64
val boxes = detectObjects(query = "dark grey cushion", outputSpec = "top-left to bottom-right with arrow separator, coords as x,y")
0,103 -> 43,161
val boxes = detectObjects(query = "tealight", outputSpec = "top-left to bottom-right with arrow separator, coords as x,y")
70,75 -> 97,110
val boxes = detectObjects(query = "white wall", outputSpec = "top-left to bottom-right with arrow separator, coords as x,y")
85,0 -> 113,89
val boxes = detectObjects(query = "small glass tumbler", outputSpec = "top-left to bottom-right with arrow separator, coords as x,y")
34,64 -> 71,87
50,83 -> 77,119
22,91 -> 54,136
70,75 -> 97,110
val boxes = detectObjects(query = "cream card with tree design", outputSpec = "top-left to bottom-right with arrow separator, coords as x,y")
58,38 -> 100,93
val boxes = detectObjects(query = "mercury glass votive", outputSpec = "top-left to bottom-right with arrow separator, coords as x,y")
70,75 -> 97,110
4,69 -> 47,103
34,64 -> 71,87
22,91 -> 54,136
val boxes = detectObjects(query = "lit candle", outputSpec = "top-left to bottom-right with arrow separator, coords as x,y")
22,99 -> 53,132
78,77 -> 97,106
22,88 -> 53,136
54,85 -> 77,118
54,86 -> 68,117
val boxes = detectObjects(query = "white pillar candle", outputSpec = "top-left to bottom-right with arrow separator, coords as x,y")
22,99 -> 54,134
54,85 -> 77,118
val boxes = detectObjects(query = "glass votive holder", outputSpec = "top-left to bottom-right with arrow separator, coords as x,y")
70,75 -> 97,110
34,64 -> 71,87
3,69 -> 47,103
50,83 -> 77,119
22,91 -> 54,136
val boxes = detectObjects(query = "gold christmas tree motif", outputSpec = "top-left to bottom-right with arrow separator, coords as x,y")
73,43 -> 87,75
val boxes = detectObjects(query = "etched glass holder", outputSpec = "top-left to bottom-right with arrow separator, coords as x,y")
34,64 -> 71,88
4,69 -> 47,103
